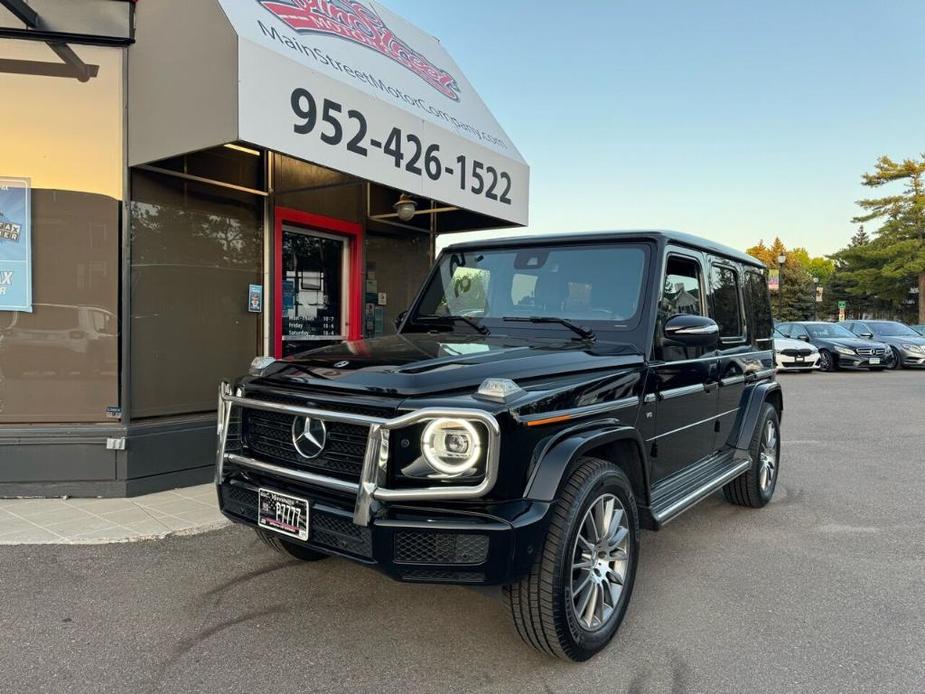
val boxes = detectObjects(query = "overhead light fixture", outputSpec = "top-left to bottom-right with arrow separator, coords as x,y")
394,194 -> 418,222
224,143 -> 261,157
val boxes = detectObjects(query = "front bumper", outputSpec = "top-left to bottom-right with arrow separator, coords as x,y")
834,353 -> 891,369
215,382 -> 551,585
898,350 -> 925,367
775,355 -> 819,370
218,476 -> 552,585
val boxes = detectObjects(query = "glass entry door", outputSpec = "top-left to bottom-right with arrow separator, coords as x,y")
280,226 -> 348,356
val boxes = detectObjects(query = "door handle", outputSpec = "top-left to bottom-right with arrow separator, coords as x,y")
703,382 -> 718,394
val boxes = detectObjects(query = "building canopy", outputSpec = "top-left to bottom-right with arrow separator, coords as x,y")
129,0 -> 528,226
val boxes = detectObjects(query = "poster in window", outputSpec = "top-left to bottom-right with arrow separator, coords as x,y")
0,177 -> 31,312
767,269 -> 780,292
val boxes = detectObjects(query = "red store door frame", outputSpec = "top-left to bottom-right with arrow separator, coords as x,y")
273,207 -> 364,358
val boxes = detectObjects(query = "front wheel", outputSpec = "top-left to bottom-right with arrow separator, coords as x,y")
818,349 -> 835,372
889,347 -> 902,370
503,457 -> 639,661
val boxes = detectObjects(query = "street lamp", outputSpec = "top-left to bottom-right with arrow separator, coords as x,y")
777,253 -> 786,319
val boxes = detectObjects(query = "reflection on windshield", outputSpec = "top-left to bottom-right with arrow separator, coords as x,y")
411,244 -> 648,332
807,324 -> 855,338
869,322 -> 918,337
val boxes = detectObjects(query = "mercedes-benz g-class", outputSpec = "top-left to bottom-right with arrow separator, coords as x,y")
216,230 -> 782,661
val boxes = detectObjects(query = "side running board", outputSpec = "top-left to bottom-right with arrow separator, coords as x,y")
648,453 -> 751,527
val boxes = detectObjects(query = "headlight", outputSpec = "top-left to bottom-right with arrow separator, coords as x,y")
834,346 -> 855,356
421,418 -> 484,476
900,343 -> 923,353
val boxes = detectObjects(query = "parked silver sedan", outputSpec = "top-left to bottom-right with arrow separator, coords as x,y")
839,320 -> 925,369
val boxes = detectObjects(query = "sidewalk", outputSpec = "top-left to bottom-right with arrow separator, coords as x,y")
0,484 -> 230,544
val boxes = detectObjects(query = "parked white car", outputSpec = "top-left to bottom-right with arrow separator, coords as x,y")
773,330 -> 820,371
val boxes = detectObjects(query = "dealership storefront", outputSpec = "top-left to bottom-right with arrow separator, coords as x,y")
0,0 -> 527,496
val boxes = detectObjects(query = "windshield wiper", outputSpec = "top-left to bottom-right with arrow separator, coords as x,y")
503,316 -> 596,341
415,314 -> 490,335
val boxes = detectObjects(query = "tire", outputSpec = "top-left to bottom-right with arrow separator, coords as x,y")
889,347 -> 902,370
818,349 -> 835,372
255,528 -> 329,561
723,403 -> 780,508
503,457 -> 639,661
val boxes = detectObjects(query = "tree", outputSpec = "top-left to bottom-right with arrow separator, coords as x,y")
850,155 -> 925,322
746,238 -> 830,320
849,225 -> 869,247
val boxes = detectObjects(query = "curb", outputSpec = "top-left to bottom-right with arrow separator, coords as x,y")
0,518 -> 232,546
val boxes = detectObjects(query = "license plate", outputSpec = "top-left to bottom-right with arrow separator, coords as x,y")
869,357 -> 880,365
258,488 -> 309,541
794,356 -> 804,362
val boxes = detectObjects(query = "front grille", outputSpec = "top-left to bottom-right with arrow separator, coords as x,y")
780,348 -> 812,357
312,510 -> 372,557
394,531 -> 489,565
221,483 -> 372,558
856,348 -> 885,356
243,409 -> 369,480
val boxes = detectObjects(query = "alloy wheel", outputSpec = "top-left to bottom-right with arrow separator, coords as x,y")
759,420 -> 779,493
819,350 -> 832,371
570,493 -> 630,631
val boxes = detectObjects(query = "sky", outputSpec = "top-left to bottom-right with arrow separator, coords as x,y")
383,0 -> 925,257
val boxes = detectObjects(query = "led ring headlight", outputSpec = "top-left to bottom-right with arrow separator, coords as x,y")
421,418 -> 483,476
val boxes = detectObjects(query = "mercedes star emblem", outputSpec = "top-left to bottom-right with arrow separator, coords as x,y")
334,360 -> 350,368
291,416 -> 327,459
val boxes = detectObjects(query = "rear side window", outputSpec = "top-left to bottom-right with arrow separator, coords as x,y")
744,270 -> 773,344
711,265 -> 743,338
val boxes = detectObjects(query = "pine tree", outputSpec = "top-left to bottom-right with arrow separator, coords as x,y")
849,225 -> 869,247
850,155 -> 925,322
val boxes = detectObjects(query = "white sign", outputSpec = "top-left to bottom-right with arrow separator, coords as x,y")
218,0 -> 528,225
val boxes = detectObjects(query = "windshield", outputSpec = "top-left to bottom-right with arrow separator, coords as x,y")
868,321 -> 919,337
410,243 -> 648,333
806,323 -> 855,339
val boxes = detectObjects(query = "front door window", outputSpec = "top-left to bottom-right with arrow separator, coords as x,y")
281,227 -> 347,356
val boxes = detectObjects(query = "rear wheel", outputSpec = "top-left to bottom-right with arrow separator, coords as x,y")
723,403 -> 780,508
503,457 -> 639,661
255,528 -> 328,561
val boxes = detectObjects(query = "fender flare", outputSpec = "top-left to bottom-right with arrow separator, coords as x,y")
524,422 -> 648,503
732,380 -> 783,450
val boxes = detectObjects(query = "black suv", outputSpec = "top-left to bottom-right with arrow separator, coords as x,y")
216,231 -> 782,661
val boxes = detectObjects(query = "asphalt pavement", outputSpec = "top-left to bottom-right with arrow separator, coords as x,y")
1,371 -> 923,693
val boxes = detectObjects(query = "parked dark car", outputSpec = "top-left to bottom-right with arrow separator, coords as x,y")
839,320 -> 925,369
216,230 -> 782,661
776,321 -> 891,371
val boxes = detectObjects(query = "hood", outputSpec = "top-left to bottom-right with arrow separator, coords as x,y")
773,337 -> 816,351
873,334 -> 925,346
254,333 -> 644,396
821,337 -> 887,349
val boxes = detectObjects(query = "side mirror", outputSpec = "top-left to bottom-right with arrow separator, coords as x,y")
394,310 -> 408,331
860,332 -> 873,339
664,314 -> 719,348
797,334 -> 810,342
